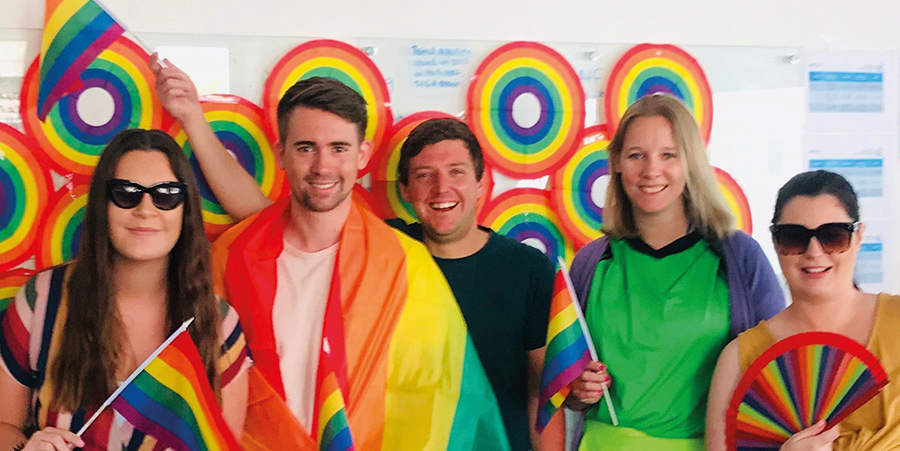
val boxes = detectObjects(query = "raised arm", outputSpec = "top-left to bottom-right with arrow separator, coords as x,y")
150,53 -> 272,220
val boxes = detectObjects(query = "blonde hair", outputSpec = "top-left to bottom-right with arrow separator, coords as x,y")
602,94 -> 734,240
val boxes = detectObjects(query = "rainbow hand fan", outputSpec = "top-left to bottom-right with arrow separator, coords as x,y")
726,332 -> 888,450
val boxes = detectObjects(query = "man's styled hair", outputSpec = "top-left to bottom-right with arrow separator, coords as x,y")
276,76 -> 368,143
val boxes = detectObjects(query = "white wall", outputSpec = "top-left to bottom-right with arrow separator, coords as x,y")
4,0 -> 900,49
3,0 -> 899,291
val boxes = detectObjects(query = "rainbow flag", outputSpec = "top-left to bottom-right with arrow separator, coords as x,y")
212,198 -> 510,450
315,360 -> 353,451
37,0 -> 125,119
313,269 -> 354,451
536,266 -> 593,430
536,259 -> 620,432
78,319 -> 240,451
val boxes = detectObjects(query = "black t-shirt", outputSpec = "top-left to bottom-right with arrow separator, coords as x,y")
386,219 -> 555,450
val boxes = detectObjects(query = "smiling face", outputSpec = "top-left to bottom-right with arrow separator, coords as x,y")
615,115 -> 687,224
775,194 -> 863,300
276,107 -> 372,214
400,139 -> 484,245
107,150 -> 183,264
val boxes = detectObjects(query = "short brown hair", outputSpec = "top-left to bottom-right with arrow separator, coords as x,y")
398,118 -> 485,185
276,76 -> 368,143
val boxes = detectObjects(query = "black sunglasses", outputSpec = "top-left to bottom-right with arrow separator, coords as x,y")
107,179 -> 187,211
769,222 -> 858,255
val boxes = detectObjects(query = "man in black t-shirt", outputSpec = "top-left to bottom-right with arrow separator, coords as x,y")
388,118 -> 564,451
150,58 -> 562,447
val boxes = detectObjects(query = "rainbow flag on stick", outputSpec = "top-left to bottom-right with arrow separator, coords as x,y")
37,0 -> 125,119
77,318 -> 240,451
536,258 -> 618,432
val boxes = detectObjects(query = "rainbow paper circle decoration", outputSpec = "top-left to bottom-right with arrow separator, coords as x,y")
466,41 -> 585,178
550,125 -> 611,248
713,167 -> 753,235
605,43 -> 713,143
370,111 -> 494,222
726,332 -> 888,450
0,123 -> 51,272
37,184 -> 89,269
166,94 -> 286,240
0,268 -> 34,312
22,35 -> 166,178
480,188 -> 574,265
262,39 -> 392,175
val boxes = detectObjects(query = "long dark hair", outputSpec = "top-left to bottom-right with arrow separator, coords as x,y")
50,129 -> 222,410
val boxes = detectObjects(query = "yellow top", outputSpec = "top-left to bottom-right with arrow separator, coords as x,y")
737,293 -> 900,450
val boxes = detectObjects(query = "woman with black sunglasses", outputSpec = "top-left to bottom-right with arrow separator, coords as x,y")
706,170 -> 900,450
0,129 -> 250,450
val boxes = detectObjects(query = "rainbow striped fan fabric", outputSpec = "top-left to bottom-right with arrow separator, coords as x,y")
727,332 -> 889,450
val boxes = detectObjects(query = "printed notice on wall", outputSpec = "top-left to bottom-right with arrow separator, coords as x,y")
804,134 -> 888,217
856,219 -> 889,292
805,49 -> 898,134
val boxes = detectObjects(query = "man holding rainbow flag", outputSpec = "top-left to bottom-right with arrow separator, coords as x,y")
203,75 -> 509,450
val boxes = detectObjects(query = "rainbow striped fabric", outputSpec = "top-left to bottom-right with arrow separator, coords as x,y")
314,268 -> 354,451
316,357 -> 353,451
212,197 -> 510,450
37,0 -> 125,119
536,268 -> 594,431
110,330 -> 241,451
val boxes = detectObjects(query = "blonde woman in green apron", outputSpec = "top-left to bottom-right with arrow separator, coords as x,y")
564,95 -> 784,450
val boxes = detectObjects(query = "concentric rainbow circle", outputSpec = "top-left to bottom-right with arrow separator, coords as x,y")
466,41 -> 585,178
167,94 -> 285,240
481,188 -> 574,264
550,125 -> 611,247
38,184 -> 89,269
0,268 -> 35,312
22,35 -> 165,178
0,123 -> 51,272
605,43 -> 713,144
263,39 -> 392,176
713,167 -> 753,234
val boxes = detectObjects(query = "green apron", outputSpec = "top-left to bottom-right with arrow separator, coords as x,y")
581,234 -> 730,448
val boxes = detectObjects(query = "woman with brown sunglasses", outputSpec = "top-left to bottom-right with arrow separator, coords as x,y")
706,170 -> 900,450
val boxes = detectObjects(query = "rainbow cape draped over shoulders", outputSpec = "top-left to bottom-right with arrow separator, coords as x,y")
212,197 -> 510,450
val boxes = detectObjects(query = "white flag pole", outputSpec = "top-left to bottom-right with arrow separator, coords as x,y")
76,317 -> 194,436
556,258 -> 618,426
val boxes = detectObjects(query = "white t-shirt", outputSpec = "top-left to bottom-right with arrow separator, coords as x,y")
272,240 -> 338,429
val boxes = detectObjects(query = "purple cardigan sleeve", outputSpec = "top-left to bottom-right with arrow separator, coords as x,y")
569,237 -> 609,310
721,232 -> 785,337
